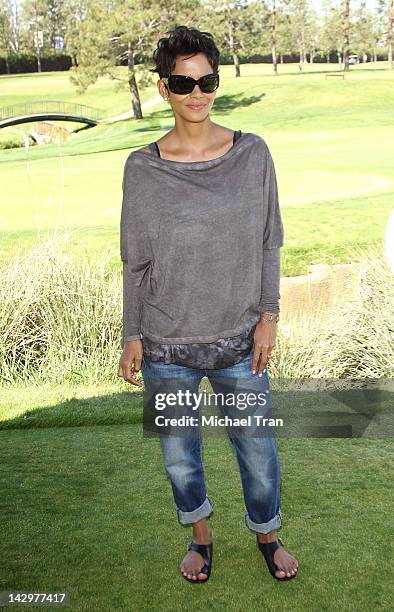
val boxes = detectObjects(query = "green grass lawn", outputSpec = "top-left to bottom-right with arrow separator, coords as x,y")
0,380 -> 393,611
1,63 -> 394,611
0,427 -> 392,612
0,383 -> 393,611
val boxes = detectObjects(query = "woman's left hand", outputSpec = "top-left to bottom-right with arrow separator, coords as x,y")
252,318 -> 278,376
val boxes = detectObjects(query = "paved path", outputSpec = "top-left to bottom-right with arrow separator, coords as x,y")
103,94 -> 163,123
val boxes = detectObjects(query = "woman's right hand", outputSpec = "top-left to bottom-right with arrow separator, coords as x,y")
118,339 -> 144,387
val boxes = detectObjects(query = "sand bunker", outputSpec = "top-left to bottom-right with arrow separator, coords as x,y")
280,262 -> 364,321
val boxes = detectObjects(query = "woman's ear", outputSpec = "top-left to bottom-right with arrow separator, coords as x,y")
158,78 -> 169,101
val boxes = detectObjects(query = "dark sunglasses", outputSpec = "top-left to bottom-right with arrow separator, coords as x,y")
162,72 -> 220,95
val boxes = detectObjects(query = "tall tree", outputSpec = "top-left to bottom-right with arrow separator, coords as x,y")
340,0 -> 350,70
378,0 -> 394,68
372,0 -> 387,62
289,0 -> 309,63
263,0 -> 291,74
320,0 -> 342,64
19,0 -> 48,71
389,0 -> 393,67
287,0 -> 318,63
45,0 -> 67,50
352,1 -> 378,62
62,0 -> 89,67
245,0 -> 296,73
0,0 -> 15,73
68,0 -> 199,119
204,1 -> 258,78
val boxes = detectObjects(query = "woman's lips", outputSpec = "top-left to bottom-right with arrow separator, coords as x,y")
186,104 -> 207,111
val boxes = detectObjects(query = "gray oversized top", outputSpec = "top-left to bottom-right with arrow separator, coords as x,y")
120,131 -> 285,348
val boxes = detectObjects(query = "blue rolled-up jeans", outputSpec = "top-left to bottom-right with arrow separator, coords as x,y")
141,348 -> 282,534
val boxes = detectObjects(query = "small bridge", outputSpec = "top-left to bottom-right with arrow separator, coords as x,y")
0,101 -> 107,129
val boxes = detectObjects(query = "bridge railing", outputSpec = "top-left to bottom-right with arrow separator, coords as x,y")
0,100 -> 107,121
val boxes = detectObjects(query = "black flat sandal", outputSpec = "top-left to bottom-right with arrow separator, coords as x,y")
256,535 -> 297,581
181,541 -> 213,584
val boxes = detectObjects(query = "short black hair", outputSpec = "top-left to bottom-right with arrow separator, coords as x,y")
151,25 -> 220,79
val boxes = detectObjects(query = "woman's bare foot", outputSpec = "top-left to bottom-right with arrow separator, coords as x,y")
257,530 -> 299,578
180,519 -> 212,581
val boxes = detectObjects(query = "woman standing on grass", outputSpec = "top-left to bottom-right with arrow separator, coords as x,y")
118,25 -> 299,584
